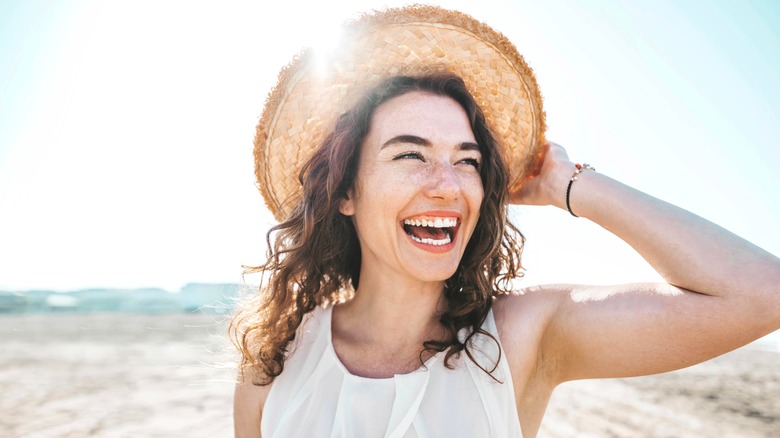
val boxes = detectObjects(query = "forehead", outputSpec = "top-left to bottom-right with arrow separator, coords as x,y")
367,91 -> 476,145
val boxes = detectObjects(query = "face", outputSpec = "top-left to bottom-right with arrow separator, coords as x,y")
339,91 -> 484,285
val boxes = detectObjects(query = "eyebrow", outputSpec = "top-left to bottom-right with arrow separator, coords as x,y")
380,134 -> 480,152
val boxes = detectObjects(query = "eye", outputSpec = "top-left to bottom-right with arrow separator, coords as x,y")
393,151 -> 425,161
459,158 -> 481,170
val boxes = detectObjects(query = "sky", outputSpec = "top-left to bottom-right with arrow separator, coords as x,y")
1,0 -> 778,292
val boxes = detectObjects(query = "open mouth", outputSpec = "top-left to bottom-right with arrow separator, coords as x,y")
402,217 -> 458,246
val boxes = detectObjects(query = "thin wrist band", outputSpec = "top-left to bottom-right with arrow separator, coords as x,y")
565,163 -> 595,217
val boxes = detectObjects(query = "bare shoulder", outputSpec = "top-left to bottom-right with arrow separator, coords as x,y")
492,285 -> 568,359
234,365 -> 273,438
492,286 -> 569,373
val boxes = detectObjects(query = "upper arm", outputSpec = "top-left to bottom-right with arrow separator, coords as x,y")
502,282 -> 776,384
233,367 -> 272,438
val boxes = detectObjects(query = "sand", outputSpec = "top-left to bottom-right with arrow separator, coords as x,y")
1,313 -> 235,438
1,313 -> 777,437
542,346 -> 779,437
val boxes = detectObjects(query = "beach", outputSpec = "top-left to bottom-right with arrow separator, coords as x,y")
542,346 -> 779,437
2,313 -> 777,437
1,313 -> 235,437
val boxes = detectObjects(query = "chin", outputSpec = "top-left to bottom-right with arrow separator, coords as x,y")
409,264 -> 460,284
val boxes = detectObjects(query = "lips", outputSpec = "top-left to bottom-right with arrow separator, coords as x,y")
401,215 -> 460,247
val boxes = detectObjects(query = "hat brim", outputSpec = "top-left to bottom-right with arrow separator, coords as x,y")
255,5 -> 546,221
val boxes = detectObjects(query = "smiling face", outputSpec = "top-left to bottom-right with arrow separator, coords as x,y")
339,91 -> 485,285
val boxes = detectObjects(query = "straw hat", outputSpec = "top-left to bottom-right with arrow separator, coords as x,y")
255,4 -> 546,221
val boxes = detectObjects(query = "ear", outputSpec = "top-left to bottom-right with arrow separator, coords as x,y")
339,191 -> 355,216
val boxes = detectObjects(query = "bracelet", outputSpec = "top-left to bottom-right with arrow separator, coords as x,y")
565,163 -> 595,217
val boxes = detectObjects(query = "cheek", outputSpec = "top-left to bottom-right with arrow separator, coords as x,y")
361,164 -> 423,198
460,173 -> 485,201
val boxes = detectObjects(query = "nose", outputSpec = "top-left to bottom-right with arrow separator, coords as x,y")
423,161 -> 461,200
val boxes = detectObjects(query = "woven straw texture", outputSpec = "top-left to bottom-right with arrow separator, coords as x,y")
255,5 -> 546,221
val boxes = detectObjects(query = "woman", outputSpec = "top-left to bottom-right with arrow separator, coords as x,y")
232,6 -> 780,437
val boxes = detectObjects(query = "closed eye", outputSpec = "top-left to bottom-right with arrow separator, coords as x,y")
393,151 -> 425,161
459,158 -> 481,170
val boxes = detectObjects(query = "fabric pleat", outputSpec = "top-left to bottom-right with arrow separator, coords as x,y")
384,365 -> 431,438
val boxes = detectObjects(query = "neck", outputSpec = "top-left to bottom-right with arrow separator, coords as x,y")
334,271 -> 448,350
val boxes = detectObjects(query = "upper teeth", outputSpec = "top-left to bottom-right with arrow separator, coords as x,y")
403,217 -> 458,228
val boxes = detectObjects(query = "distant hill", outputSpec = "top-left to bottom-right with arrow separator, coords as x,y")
0,283 -> 247,314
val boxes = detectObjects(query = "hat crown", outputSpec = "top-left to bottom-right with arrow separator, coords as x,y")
255,5 -> 545,221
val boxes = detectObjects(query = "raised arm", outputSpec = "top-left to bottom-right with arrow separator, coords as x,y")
505,142 -> 780,383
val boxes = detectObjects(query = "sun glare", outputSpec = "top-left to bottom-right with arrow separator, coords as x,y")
309,25 -> 345,77
292,5 -> 356,78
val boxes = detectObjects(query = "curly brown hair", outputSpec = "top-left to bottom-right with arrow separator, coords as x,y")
230,73 -> 525,385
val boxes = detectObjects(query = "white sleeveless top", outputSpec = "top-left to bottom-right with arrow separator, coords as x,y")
261,306 -> 523,437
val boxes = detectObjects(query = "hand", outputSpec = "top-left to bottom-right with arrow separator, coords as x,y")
508,141 -> 575,207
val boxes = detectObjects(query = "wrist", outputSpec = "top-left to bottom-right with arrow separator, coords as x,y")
543,161 -> 578,209
565,163 -> 596,217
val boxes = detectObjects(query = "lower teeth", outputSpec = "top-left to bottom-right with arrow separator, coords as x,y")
409,234 -> 451,246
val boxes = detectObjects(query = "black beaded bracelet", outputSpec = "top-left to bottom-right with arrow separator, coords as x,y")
566,163 -> 595,217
